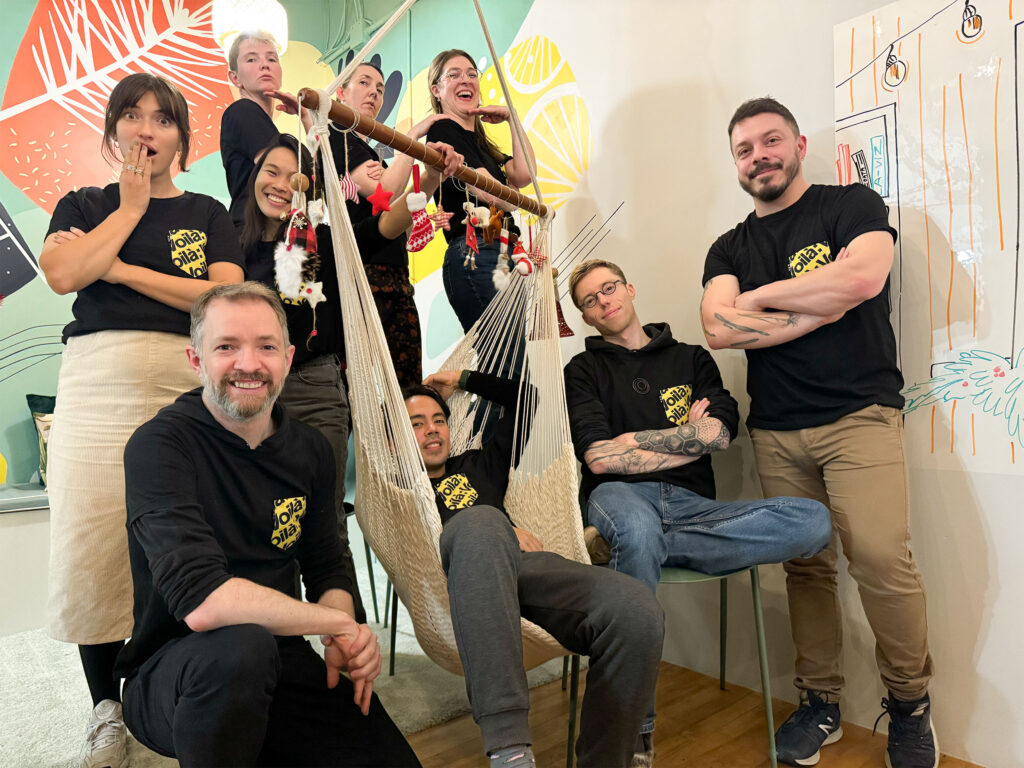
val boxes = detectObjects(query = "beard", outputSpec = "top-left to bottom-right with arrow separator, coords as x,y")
200,367 -> 282,422
739,153 -> 801,202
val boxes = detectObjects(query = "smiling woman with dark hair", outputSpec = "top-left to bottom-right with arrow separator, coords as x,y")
38,71 -> 244,765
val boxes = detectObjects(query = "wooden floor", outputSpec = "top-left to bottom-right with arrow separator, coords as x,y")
407,661 -> 981,768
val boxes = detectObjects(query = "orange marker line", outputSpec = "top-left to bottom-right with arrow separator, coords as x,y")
971,412 -> 976,456
950,400 -> 957,452
931,406 -> 936,453
995,57 -> 1005,251
1012,442 -> 1016,464
897,19 -> 903,112
872,16 -> 879,106
1011,0 -> 1014,19
918,35 -> 933,341
942,85 -> 955,351
850,26 -> 856,113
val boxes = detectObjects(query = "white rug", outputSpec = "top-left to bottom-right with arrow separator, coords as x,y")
0,526 -> 568,766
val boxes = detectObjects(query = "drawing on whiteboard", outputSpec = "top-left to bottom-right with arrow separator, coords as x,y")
835,0 -> 1022,467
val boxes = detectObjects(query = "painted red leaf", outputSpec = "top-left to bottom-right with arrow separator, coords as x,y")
0,0 -> 234,213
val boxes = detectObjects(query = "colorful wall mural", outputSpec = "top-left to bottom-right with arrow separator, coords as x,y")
0,0 -> 599,483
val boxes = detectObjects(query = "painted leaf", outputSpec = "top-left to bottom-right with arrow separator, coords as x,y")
0,0 -> 234,213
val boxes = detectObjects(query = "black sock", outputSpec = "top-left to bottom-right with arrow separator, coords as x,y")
78,640 -> 125,706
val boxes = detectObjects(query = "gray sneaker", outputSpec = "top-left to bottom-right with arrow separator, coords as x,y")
629,732 -> 653,767
583,526 -> 611,565
79,699 -> 128,768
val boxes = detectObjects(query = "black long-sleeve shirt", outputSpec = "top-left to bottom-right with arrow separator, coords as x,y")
564,323 -> 740,500
431,372 -> 525,523
115,388 -> 350,679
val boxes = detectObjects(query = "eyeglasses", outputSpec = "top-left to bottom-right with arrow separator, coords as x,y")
579,280 -> 624,310
439,68 -> 480,83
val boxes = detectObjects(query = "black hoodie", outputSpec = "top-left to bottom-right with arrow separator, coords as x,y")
115,388 -> 350,679
564,323 -> 740,500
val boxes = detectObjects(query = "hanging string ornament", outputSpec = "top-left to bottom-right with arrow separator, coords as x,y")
481,204 -> 502,245
406,164 -> 436,252
428,179 -> 454,231
552,267 -> 574,338
461,198 -> 483,268
334,122 -> 361,204
368,182 -> 393,215
274,169 -> 316,300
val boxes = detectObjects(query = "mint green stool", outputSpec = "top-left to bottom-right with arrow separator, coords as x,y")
659,565 -> 778,768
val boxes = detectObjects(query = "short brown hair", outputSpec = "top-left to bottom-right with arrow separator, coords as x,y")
102,73 -> 191,172
727,97 -> 800,141
191,281 -> 289,351
228,30 -> 279,72
568,259 -> 628,308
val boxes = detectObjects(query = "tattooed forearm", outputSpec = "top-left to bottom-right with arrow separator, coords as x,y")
736,311 -> 801,328
730,338 -> 760,347
713,313 -> 769,336
584,440 -> 694,475
634,418 -> 731,456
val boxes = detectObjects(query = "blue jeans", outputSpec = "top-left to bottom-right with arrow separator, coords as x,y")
442,235 -> 501,332
587,481 -> 832,593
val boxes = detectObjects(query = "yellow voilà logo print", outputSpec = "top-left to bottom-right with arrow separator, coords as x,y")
280,286 -> 308,307
434,474 -> 479,511
660,385 -> 692,427
788,242 -> 832,278
168,229 -> 208,277
272,496 -> 306,550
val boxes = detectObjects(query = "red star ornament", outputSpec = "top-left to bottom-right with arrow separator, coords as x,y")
367,183 -> 393,215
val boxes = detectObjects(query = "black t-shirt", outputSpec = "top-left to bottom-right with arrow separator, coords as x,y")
46,186 -> 244,340
564,323 -> 739,501
702,183 -> 903,430
425,119 -> 518,244
326,130 -> 408,267
245,217 -> 392,368
432,373 -> 521,524
116,389 -> 349,679
221,99 -> 279,228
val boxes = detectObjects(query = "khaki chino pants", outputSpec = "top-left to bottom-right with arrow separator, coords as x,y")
750,404 -> 933,702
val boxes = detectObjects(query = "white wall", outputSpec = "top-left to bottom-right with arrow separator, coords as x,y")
521,2 -> 1020,765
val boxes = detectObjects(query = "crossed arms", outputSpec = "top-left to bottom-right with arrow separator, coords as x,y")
700,230 -> 894,350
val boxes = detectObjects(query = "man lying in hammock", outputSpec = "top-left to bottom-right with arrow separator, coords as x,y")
404,371 -> 664,768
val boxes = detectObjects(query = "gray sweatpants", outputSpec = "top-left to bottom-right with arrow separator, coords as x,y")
439,505 -> 664,768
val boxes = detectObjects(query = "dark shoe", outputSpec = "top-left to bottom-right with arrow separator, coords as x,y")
874,693 -> 939,768
775,690 -> 842,766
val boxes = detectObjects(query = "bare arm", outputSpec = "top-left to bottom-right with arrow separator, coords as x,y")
700,274 -> 841,350
583,439 -> 698,475
735,231 -> 894,316
376,142 -> 463,240
184,577 -> 359,637
103,261 -> 244,312
614,400 -> 731,455
465,166 -> 517,213
470,105 -> 536,187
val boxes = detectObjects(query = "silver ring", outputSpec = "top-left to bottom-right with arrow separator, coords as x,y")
124,164 -> 136,173
133,168 -> 143,175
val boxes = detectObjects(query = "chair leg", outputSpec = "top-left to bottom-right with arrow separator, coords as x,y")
561,655 -> 569,691
364,541 -> 379,624
750,567 -> 777,768
389,590 -> 398,677
383,580 -> 392,628
565,654 -> 580,768
719,578 -> 728,691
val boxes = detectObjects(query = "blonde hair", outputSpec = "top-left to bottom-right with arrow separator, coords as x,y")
227,31 -> 279,72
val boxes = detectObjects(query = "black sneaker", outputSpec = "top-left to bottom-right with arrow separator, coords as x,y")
874,693 -> 939,768
775,690 -> 843,766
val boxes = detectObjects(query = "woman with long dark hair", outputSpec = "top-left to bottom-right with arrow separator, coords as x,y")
425,48 -> 536,331
40,72 -> 244,765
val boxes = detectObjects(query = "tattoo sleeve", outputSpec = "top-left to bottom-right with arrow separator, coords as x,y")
584,441 -> 693,475
634,417 -> 731,456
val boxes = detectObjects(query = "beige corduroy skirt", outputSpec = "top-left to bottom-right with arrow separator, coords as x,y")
46,329 -> 198,644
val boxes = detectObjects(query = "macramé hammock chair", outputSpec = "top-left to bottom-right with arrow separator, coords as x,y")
298,0 -> 588,675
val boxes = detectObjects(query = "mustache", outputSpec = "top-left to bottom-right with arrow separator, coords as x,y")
223,372 -> 270,385
750,161 -> 782,178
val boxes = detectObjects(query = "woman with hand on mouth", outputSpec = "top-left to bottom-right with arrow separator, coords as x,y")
39,72 -> 244,767
327,61 -> 449,390
425,48 -> 537,332
240,133 -> 463,622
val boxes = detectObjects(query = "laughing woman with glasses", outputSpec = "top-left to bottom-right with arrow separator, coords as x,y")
425,48 -> 537,332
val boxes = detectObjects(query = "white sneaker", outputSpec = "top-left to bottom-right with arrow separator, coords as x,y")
79,699 -> 129,768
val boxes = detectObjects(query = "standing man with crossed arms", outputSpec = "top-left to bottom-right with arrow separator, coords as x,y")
700,97 -> 935,768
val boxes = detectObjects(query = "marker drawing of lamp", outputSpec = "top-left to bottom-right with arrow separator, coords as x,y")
882,45 -> 907,89
961,1 -> 983,39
